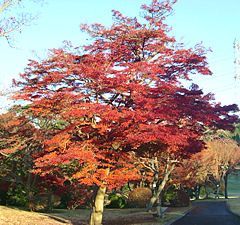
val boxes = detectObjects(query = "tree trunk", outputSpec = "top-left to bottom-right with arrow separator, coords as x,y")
147,163 -> 175,211
203,185 -> 209,199
26,173 -> 39,202
224,173 -> 229,199
194,185 -> 200,200
89,185 -> 107,225
160,189 -> 165,206
215,182 -> 222,199
89,168 -> 109,225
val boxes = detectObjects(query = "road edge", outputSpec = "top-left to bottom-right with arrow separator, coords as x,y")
225,201 -> 240,218
164,205 -> 196,225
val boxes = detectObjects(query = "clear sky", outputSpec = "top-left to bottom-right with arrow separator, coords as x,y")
1,0 -> 240,109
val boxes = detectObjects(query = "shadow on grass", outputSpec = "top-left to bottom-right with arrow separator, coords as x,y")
41,208 -> 159,225
0,205 -> 194,225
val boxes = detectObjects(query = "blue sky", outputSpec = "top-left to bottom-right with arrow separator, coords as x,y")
1,0 -> 240,108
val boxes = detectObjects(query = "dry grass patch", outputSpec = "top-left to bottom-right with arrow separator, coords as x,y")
0,206 -> 71,225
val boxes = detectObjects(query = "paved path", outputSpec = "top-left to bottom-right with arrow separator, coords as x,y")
172,201 -> 240,225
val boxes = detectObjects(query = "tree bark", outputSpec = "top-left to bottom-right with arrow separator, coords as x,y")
215,182 -> 222,199
203,185 -> 209,199
224,173 -> 229,199
89,168 -> 109,225
194,184 -> 200,200
147,163 -> 175,211
26,173 -> 39,202
89,185 -> 107,225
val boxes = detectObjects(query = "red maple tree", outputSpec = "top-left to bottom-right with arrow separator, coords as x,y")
13,0 -> 238,224
0,111 -> 43,201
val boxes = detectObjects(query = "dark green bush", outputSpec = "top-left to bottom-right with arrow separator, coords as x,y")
165,190 -> 177,202
167,189 -> 190,207
0,190 -> 8,205
106,193 -> 127,209
7,186 -> 28,207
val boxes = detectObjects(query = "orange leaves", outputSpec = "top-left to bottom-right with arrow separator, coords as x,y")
203,138 -> 240,175
106,167 -> 140,189
44,133 -> 70,152
94,123 -> 110,134
173,137 -> 240,187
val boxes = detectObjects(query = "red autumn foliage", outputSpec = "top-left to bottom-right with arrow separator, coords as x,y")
12,0 -> 238,223
0,111 -> 43,198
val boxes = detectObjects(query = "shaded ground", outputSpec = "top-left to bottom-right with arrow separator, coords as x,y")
2,199 -> 239,225
0,205 -> 191,225
172,201 -> 240,225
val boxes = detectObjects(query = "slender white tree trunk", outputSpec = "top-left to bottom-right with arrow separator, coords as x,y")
147,163 -> 175,211
215,182 -> 222,199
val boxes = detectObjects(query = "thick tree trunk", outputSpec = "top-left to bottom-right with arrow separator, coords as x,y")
224,174 -> 229,199
89,185 -> 107,225
26,173 -> 39,202
147,164 -> 175,211
89,168 -> 109,225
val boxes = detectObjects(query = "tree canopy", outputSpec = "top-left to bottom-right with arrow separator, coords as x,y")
11,0 -> 239,224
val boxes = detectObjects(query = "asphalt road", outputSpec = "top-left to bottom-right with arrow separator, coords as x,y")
172,201 -> 240,225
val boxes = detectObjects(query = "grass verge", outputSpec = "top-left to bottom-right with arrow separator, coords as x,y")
225,198 -> 240,215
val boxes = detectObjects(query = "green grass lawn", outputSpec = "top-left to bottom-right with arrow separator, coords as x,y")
226,198 -> 240,214
227,170 -> 240,198
226,169 -> 240,214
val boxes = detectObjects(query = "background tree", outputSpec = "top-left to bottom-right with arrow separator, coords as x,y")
232,123 -> 240,145
0,111 -> 43,202
13,0 -> 238,224
200,138 -> 240,199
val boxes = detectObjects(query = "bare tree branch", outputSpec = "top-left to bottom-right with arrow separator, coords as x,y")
0,0 -> 45,46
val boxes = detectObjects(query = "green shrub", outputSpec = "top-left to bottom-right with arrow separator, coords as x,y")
167,189 -> 190,207
165,190 -> 177,201
200,186 -> 207,197
0,190 -> 8,205
7,186 -> 27,207
106,193 -> 127,209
